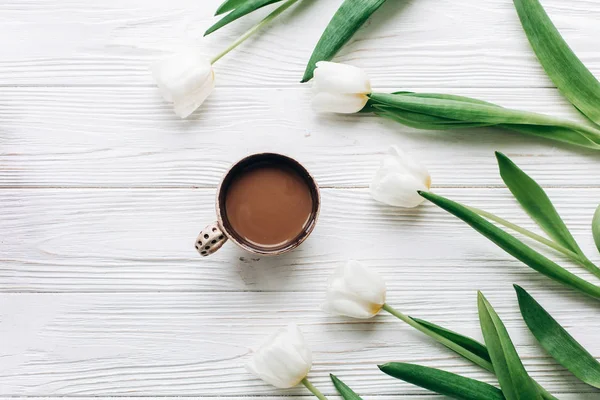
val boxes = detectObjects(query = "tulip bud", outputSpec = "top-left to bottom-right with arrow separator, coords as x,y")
152,47 -> 215,118
312,61 -> 371,114
370,146 -> 432,208
246,324 -> 313,389
323,260 -> 387,319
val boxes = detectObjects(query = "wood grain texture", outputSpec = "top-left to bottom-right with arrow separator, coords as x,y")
1,187 -> 598,293
2,0 -> 600,398
1,86 -> 599,189
1,290 -> 599,396
0,0 -> 599,88
0,398 -> 596,400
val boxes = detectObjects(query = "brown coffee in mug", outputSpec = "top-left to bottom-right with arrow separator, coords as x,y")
196,153 -> 320,256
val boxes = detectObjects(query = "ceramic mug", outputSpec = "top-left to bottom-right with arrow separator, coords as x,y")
195,153 -> 321,257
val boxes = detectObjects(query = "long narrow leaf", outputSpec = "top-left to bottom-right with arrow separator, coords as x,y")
369,92 -> 565,125
372,96 -> 600,149
411,317 -> 491,363
513,0 -> 600,126
205,0 -> 284,35
503,124 -> 600,150
593,205 -> 600,253
395,92 -> 497,106
379,362 -> 505,400
215,0 -> 248,15
419,191 -> 600,300
496,152 -> 583,255
378,109 -> 600,149
330,375 -> 364,400
374,107 -> 493,130
301,0 -> 387,82
375,105 -> 485,125
411,317 -> 557,400
478,292 -> 542,400
369,92 -> 600,151
515,285 -> 600,388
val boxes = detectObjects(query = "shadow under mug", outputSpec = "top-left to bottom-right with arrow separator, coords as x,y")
195,153 -> 321,257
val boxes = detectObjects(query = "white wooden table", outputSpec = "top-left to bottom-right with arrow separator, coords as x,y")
1,0 -> 600,398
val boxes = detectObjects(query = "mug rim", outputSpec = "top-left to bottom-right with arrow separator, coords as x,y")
215,152 -> 321,255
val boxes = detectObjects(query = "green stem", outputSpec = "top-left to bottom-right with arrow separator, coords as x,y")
488,104 -> 600,141
381,303 -> 494,372
210,0 -> 300,64
301,378 -> 329,400
382,304 -> 558,400
469,206 -> 600,279
562,121 -> 600,142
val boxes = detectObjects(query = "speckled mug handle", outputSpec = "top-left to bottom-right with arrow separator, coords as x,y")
195,222 -> 228,257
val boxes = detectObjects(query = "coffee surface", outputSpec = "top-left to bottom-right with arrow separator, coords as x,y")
225,164 -> 314,248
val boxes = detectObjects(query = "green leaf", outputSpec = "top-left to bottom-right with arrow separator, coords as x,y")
478,292 -> 542,400
593,205 -> 600,254
368,92 -> 600,151
396,92 -> 497,106
301,0 -> 387,82
374,93 -> 600,148
411,317 -> 492,363
383,304 -> 494,371
503,125 -> 600,150
515,284 -> 600,388
205,0 -> 284,36
374,107 -> 493,130
411,317 -> 558,400
215,0 -> 248,15
369,92 -> 560,125
419,191 -> 600,300
379,362 -> 505,400
513,0 -> 600,126
330,374 -> 364,400
495,152 -> 583,255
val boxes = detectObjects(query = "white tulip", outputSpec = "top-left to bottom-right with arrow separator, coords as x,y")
312,61 -> 371,114
246,324 -> 313,389
151,47 -> 215,118
370,146 -> 432,208
323,260 -> 387,319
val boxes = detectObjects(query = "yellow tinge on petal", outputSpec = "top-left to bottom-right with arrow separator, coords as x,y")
369,302 -> 385,315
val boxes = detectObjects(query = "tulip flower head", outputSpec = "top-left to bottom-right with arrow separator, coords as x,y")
323,260 -> 387,319
246,324 -> 313,389
152,47 -> 215,118
370,146 -> 432,208
312,62 -> 372,114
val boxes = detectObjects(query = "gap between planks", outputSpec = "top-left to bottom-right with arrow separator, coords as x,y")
0,395 -> 596,399
0,185 -> 598,189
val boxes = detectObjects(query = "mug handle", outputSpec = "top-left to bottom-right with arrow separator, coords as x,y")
195,222 -> 228,256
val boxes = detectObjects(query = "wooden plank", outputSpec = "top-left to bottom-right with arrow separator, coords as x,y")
1,290 -> 598,396
1,86 -> 598,188
0,398 -> 595,400
1,187 -> 598,293
2,1 -> 599,398
0,0 -> 598,87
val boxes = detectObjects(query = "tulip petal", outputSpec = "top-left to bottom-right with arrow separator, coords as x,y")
313,61 -> 371,94
323,260 -> 386,319
370,172 -> 429,208
343,260 -> 386,304
386,145 -> 431,188
151,48 -> 215,118
312,92 -> 368,114
246,324 -> 312,389
172,71 -> 216,118
370,146 -> 431,208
